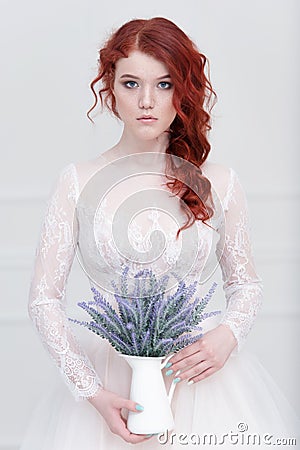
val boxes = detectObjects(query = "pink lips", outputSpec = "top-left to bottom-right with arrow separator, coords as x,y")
137,115 -> 158,123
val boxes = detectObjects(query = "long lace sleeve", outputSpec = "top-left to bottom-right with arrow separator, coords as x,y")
217,168 -> 263,351
28,164 -> 102,400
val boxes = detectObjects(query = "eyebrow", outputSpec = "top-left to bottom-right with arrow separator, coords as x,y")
119,74 -> 171,80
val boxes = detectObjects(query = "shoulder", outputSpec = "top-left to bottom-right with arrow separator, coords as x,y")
201,160 -> 231,179
201,161 -> 244,212
201,161 -> 235,194
202,161 -> 247,212
50,157 -> 105,202
71,154 -> 110,192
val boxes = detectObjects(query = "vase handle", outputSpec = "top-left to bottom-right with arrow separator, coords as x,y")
161,354 -> 178,404
160,353 -> 174,370
168,377 -> 180,404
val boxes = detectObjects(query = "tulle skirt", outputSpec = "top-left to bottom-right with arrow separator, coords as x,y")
20,331 -> 299,450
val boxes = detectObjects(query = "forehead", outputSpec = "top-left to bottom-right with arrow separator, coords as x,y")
115,50 -> 169,78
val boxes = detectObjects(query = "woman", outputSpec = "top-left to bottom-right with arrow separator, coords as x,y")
22,17 -> 299,449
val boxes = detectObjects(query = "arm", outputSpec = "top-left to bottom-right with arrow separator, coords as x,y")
28,164 -> 102,400
218,168 -> 263,351
165,168 -> 263,383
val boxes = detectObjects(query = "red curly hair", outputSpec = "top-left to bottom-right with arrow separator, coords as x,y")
88,17 -> 217,238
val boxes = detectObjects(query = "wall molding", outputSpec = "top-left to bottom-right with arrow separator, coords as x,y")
0,191 -> 300,204
0,446 -> 18,450
0,244 -> 299,270
0,194 -> 46,203
0,249 -> 35,269
0,439 -> 21,450
248,192 -> 300,201
254,246 -> 300,263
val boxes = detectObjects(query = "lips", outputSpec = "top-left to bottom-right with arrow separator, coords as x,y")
137,115 -> 158,121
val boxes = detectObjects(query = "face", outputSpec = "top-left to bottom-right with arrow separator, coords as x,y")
113,50 -> 177,141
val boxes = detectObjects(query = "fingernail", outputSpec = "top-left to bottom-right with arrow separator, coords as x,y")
166,369 -> 173,376
146,434 -> 153,438
135,404 -> 144,411
173,377 -> 181,383
165,362 -> 172,368
187,379 -> 194,386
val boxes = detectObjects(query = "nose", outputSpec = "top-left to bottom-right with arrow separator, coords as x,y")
138,86 -> 154,109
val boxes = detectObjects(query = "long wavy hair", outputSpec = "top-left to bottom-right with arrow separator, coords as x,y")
88,17 -> 217,238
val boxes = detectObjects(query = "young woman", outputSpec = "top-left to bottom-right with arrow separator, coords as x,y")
22,17 -> 299,449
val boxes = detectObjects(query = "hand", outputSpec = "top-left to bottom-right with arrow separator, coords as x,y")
166,324 -> 237,384
88,388 -> 151,444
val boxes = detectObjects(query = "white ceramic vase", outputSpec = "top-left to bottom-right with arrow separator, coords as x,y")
121,354 -> 176,435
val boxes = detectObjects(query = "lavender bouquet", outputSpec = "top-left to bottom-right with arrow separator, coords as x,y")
69,267 -> 220,357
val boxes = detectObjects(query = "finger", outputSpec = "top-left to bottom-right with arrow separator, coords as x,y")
120,415 -> 153,443
167,351 -> 206,374
176,360 -> 212,382
122,429 -> 150,444
166,346 -> 211,375
115,397 -> 144,414
110,413 -> 149,444
169,341 -> 200,365
187,366 -> 217,384
116,425 -> 150,444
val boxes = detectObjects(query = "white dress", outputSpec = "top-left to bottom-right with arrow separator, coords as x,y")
21,153 -> 299,449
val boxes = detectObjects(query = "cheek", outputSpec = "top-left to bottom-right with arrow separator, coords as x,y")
115,93 -> 136,115
167,103 -> 177,122
163,96 -> 176,116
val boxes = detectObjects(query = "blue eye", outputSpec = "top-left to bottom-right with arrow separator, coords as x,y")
158,82 -> 172,89
124,81 -> 138,88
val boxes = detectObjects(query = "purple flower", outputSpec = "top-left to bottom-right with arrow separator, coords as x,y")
69,267 -> 220,357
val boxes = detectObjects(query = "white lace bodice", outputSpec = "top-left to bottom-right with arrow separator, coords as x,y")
28,155 -> 263,400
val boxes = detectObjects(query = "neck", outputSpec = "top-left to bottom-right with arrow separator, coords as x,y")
113,129 -> 170,157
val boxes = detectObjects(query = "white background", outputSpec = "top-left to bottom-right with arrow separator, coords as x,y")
0,0 -> 299,448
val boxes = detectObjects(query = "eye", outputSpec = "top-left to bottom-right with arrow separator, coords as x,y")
158,81 -> 172,89
123,81 -> 139,89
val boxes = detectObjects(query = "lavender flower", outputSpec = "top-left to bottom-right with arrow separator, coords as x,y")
69,267 -> 220,357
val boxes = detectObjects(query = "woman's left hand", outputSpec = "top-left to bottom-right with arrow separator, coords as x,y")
165,324 -> 237,384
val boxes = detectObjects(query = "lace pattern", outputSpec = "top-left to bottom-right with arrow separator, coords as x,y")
28,164 -> 102,400
29,162 -> 262,399
218,169 -> 263,349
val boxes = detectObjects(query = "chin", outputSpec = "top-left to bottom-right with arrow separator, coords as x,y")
136,130 -> 167,142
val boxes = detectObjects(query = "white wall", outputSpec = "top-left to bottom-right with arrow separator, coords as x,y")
0,0 -> 299,448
